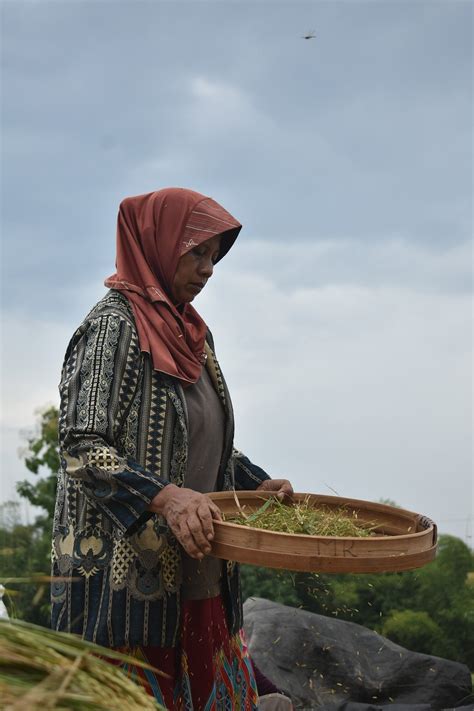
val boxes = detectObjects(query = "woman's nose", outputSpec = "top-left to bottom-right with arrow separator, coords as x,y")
198,258 -> 214,278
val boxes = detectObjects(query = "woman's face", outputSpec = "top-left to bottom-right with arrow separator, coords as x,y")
171,234 -> 221,304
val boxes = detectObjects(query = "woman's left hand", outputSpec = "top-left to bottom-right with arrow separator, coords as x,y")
256,478 -> 294,502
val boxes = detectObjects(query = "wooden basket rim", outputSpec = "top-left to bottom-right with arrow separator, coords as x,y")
209,491 -> 437,544
214,519 -> 433,543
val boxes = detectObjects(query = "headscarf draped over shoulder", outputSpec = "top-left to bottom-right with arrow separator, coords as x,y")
105,187 -> 241,385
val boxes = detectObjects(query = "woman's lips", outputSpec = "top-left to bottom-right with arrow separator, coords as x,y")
188,282 -> 205,293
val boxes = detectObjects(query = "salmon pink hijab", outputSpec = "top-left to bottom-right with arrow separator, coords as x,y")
105,188 -> 241,385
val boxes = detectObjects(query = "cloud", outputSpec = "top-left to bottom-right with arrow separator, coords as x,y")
219,236 -> 472,293
2,239 -> 470,539
1,1 -> 471,540
197,241 -> 472,536
2,2 -> 471,319
0,316 -> 69,429
0,315 -> 69,503
190,76 -> 250,112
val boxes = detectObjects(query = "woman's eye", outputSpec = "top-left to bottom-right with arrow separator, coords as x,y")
191,247 -> 219,263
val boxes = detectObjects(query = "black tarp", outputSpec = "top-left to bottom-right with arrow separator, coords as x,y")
243,598 -> 473,710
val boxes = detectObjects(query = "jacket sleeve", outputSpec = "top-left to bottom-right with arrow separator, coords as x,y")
59,312 -> 168,535
232,448 -> 271,490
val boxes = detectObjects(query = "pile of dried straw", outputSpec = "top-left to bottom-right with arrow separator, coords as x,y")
227,496 -> 375,537
0,619 -> 166,710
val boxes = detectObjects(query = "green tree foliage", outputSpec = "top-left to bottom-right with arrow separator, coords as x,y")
413,535 -> 474,666
0,502 -> 51,626
3,406 -> 473,670
16,405 -> 60,538
240,566 -> 300,608
1,406 -> 61,625
241,534 -> 474,668
382,610 -> 444,656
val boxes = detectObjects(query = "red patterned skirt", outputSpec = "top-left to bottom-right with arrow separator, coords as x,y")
118,595 -> 259,710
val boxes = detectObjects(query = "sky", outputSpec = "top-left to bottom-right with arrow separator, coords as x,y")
1,0 -> 472,545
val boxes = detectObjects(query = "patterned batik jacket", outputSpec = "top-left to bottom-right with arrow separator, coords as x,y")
51,290 -> 270,648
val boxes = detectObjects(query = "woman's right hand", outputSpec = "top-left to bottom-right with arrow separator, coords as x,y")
148,484 -> 222,559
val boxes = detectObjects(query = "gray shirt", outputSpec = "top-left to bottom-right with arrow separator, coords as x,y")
181,365 -> 225,599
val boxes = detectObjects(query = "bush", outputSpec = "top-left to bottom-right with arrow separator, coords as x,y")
382,609 -> 445,657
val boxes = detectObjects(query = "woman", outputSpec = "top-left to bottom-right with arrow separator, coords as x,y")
51,187 -> 293,709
